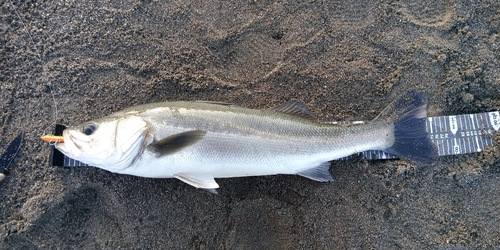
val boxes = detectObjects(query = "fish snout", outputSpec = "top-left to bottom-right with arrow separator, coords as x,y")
55,129 -> 87,158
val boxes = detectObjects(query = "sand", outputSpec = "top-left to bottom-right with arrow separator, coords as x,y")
1,0 -> 499,248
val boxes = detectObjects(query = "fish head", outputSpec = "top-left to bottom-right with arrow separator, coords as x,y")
56,114 -> 151,171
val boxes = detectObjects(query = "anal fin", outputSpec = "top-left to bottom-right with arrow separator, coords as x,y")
297,162 -> 334,182
174,173 -> 220,189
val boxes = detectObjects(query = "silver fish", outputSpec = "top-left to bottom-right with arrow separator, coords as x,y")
54,90 -> 437,191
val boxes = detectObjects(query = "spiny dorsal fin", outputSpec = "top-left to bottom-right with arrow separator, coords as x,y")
270,100 -> 316,121
147,130 -> 206,157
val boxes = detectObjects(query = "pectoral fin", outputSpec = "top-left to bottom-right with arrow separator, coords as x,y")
174,173 -> 220,189
297,162 -> 334,182
147,130 -> 206,157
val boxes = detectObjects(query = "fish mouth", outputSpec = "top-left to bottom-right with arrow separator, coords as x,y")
67,130 -> 88,151
55,129 -> 88,157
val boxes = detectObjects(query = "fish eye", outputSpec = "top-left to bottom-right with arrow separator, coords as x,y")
83,123 -> 97,135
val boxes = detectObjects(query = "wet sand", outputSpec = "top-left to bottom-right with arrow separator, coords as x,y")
1,0 -> 499,248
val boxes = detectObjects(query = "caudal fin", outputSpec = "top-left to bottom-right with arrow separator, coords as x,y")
375,90 -> 438,165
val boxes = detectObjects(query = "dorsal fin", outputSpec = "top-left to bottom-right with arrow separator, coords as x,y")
270,100 -> 316,121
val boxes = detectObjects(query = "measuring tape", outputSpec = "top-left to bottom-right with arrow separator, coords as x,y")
322,111 -> 499,161
429,111 -> 499,156
50,111 -> 500,166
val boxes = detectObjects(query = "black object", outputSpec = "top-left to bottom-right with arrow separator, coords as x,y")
0,132 -> 24,175
49,124 -> 66,167
49,125 -> 89,167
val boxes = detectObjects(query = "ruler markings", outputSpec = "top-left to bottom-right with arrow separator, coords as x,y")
428,117 -> 433,134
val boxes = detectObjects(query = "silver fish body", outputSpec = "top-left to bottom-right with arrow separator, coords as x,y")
56,90 -> 437,190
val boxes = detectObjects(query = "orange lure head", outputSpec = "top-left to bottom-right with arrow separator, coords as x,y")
41,135 -> 64,143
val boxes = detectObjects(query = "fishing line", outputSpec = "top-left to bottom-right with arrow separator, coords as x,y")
8,0 -> 59,134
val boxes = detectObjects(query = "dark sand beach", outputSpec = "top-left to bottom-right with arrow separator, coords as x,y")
1,0 -> 499,248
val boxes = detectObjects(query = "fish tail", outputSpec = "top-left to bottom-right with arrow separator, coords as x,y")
375,90 -> 438,164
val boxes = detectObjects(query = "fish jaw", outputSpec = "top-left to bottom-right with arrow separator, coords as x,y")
55,129 -> 86,158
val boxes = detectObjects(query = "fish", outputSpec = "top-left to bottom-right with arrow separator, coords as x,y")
43,90 -> 437,192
